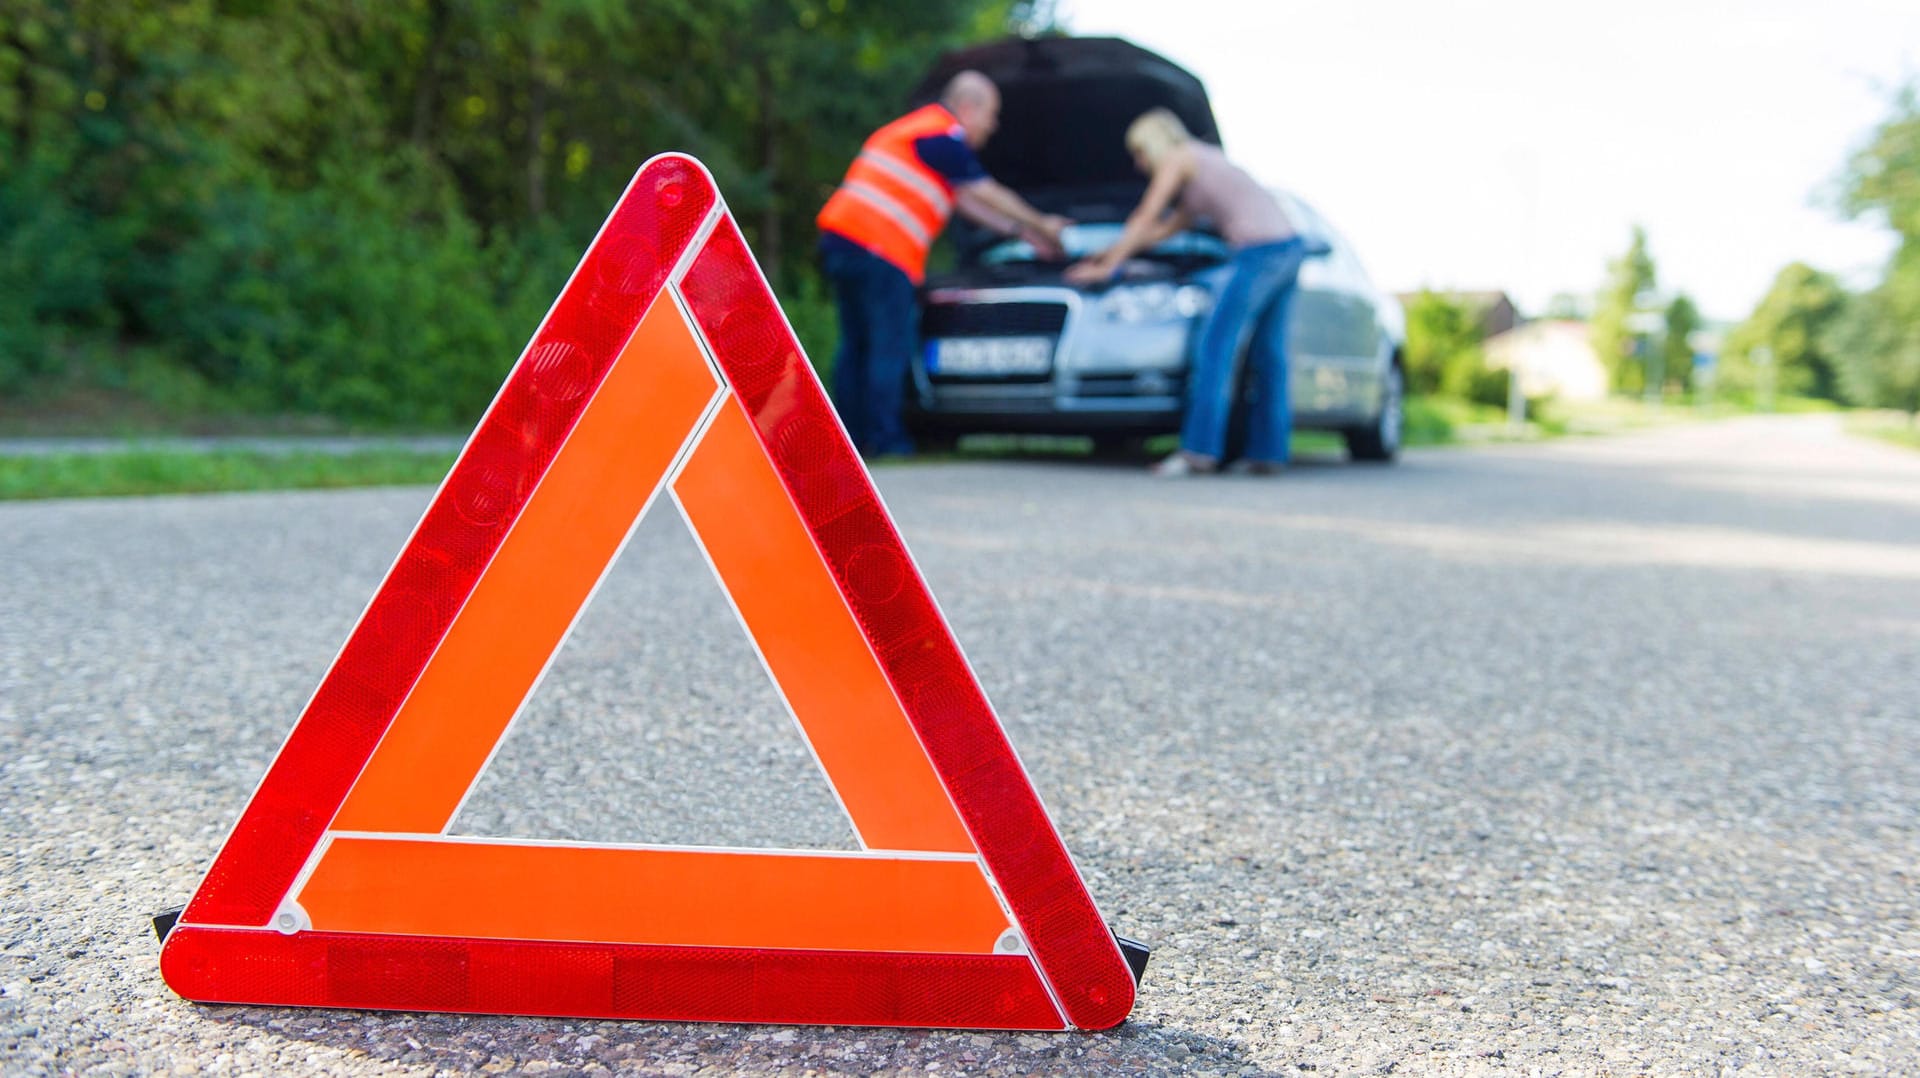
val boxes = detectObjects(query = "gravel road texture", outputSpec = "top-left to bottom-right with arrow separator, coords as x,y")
2,414 -> 1916,1075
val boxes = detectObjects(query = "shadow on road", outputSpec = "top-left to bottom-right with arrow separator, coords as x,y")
193,1002 -> 1281,1075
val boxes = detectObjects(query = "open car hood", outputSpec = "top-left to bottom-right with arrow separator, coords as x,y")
911,36 -> 1220,224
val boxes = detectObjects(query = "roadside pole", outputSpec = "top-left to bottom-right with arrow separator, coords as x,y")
1507,355 -> 1526,432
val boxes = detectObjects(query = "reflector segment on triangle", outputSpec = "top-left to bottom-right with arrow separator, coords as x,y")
159,153 -> 1137,1031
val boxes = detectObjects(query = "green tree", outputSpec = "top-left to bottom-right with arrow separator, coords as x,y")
1402,290 -> 1484,397
1543,292 -> 1587,321
1840,85 -> 1920,240
1659,293 -> 1701,395
0,0 -> 1024,416
1832,84 -> 1920,420
1718,262 -> 1846,402
1827,250 -> 1920,420
1590,226 -> 1657,394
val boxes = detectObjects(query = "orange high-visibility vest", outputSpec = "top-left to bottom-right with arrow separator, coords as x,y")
816,104 -> 966,284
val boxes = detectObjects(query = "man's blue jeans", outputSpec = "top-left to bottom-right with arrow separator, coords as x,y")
822,240 -> 918,456
1180,237 -> 1311,464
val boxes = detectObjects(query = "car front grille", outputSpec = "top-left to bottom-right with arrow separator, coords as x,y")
921,301 -> 1069,338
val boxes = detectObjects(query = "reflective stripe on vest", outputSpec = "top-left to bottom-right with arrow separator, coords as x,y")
856,149 -> 953,218
816,104 -> 964,283
838,179 -> 934,248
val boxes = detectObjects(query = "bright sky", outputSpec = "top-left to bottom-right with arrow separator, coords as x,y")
1064,0 -> 1920,322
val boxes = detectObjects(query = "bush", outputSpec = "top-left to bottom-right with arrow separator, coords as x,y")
155,165 -> 536,426
1463,363 -> 1512,410
1402,395 -> 1456,445
0,163 -> 117,388
779,269 -> 841,381
1403,291 -> 1483,396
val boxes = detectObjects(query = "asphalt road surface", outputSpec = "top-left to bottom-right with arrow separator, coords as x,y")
4,415 -> 1917,1075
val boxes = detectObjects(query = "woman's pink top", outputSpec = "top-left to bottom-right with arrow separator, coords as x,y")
1179,143 -> 1295,248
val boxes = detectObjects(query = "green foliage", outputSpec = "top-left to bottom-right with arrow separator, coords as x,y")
1719,263 -> 1845,401
1847,409 -> 1920,448
1400,290 -> 1527,410
1832,85 -> 1920,419
155,163 -> 541,424
0,165 -> 114,387
1590,226 -> 1657,392
779,269 -> 842,379
1840,85 -> 1920,240
1827,253 -> 1920,417
1401,395 -> 1456,445
1543,292 -> 1587,320
1402,291 -> 1484,397
0,448 -> 458,501
1660,293 -> 1701,394
0,0 -> 1017,424
1461,364 -> 1517,410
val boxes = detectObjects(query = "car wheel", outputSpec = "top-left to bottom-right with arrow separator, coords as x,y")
1345,362 -> 1402,463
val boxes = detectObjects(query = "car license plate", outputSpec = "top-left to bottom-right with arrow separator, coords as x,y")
926,336 -> 1053,376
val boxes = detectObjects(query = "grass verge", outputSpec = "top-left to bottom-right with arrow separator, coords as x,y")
1846,410 -> 1920,450
13,395 -> 1820,500
0,449 -> 457,501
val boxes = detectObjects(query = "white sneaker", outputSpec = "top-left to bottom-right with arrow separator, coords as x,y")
1151,451 -> 1217,477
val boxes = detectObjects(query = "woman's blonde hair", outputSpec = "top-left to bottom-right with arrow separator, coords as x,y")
1125,108 -> 1192,168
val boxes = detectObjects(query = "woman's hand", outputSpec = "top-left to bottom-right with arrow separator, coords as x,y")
1062,145 -> 1193,288
1064,257 -> 1118,286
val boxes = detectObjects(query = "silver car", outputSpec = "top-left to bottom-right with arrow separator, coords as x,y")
907,37 -> 1406,462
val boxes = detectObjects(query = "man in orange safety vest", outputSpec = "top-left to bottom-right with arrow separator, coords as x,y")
817,70 -> 1069,456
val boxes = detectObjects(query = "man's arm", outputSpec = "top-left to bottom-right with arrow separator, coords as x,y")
954,178 -> 1054,235
952,183 -> 1023,237
953,182 -> 1070,258
913,132 -> 1071,256
954,178 -> 1072,256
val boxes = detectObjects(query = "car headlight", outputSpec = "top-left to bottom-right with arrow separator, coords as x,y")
1174,284 -> 1212,318
1099,282 -> 1213,322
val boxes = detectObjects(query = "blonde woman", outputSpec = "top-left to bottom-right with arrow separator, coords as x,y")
1067,109 -> 1311,475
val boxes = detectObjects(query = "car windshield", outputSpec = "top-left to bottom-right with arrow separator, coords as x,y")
979,223 -> 1229,266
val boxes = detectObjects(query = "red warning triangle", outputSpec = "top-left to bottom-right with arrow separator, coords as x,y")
158,154 -> 1137,1031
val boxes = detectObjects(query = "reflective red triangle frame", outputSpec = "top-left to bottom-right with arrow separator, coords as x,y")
159,154 -> 1137,1031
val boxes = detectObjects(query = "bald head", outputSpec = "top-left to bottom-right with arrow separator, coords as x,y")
941,70 -> 1000,149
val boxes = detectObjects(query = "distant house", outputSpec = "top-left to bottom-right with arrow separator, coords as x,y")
1393,290 -> 1519,338
1482,320 -> 1608,401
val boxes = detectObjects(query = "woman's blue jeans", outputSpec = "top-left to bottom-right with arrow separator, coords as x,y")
1180,237 -> 1310,464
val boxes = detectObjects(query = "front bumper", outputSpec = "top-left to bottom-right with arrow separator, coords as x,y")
910,285 -> 1192,436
